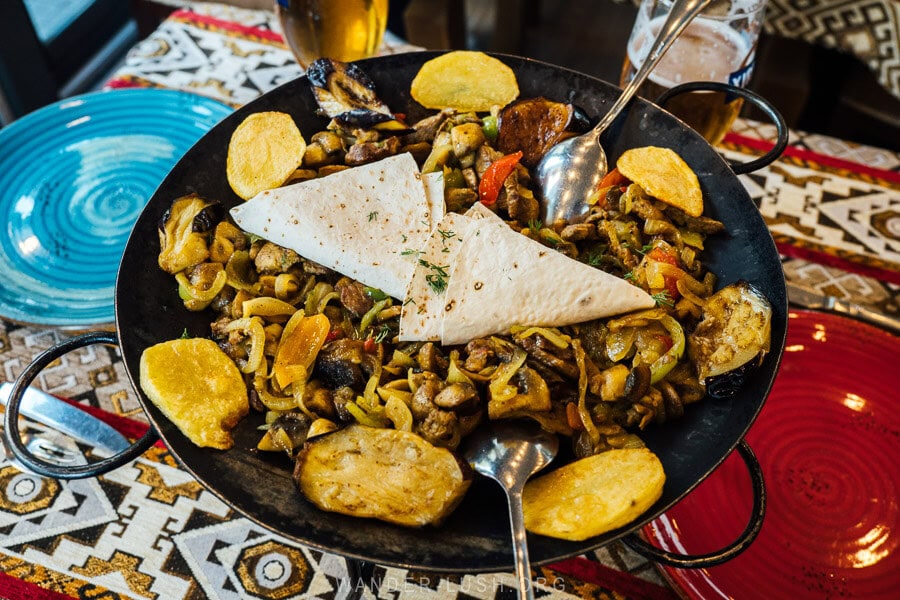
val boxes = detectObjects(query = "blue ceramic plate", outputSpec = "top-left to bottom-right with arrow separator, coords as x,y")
0,88 -> 232,329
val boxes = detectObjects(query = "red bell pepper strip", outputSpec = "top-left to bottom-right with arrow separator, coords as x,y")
598,167 -> 629,189
646,246 -> 681,301
478,151 -> 523,206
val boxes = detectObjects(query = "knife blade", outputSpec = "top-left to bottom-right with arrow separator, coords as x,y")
0,382 -> 130,454
786,283 -> 900,335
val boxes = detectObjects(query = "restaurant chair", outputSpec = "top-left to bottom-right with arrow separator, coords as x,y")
0,0 -> 136,125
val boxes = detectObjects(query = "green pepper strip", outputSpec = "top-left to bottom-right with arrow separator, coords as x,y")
363,286 -> 388,301
358,298 -> 390,337
649,315 -> 685,384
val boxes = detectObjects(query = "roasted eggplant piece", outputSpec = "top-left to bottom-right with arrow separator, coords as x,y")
157,194 -> 222,274
307,58 -> 412,134
688,281 -> 772,398
313,339 -> 367,390
497,97 -> 589,167
294,424 -> 472,527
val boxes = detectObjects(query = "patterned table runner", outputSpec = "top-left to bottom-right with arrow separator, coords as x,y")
762,0 -> 900,102
1,3 -> 899,599
0,403 -> 676,600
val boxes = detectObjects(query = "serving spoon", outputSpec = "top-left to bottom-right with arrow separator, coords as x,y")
462,420 -> 559,599
535,0 -> 714,224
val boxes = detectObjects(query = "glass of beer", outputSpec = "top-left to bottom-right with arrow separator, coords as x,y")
620,0 -> 767,146
275,0 -> 389,69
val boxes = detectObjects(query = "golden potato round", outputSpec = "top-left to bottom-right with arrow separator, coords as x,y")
140,338 -> 248,449
616,146 -> 703,217
411,51 -> 519,112
522,447 -> 665,541
226,111 -> 306,200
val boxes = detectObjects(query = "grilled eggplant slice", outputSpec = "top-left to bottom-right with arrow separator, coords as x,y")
497,97 -> 589,167
294,424 -> 472,527
307,58 -> 412,133
688,281 -> 772,398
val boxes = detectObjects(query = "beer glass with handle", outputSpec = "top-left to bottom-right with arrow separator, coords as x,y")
275,0 -> 389,69
620,0 -> 767,145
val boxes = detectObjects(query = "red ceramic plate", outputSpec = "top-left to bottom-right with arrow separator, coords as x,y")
643,309 -> 899,599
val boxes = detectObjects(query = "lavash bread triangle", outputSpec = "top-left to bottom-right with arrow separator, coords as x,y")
438,205 -> 656,346
398,212 -> 472,341
230,153 -> 444,300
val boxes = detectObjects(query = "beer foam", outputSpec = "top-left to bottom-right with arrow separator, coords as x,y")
627,16 -> 752,89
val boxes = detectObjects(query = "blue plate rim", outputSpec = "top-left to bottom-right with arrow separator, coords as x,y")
0,87 -> 233,329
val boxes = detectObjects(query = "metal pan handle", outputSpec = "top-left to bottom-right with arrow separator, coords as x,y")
623,439 -> 765,568
655,81 -> 788,175
3,331 -> 159,479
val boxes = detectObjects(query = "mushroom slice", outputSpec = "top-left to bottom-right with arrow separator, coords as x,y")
157,194 -> 222,274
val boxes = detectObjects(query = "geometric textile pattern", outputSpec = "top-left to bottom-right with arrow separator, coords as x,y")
737,153 -> 900,262
0,426 -> 668,599
114,13 -> 302,107
762,0 -> 900,100
107,5 -> 420,108
724,142 -> 900,281
730,119 -> 900,172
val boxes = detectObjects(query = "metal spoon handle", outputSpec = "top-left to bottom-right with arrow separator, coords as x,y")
507,488 -> 534,600
593,0 -> 714,137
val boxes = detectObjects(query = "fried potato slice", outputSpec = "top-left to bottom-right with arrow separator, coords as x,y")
226,111 -> 306,200
294,424 -> 472,527
616,146 -> 703,217
522,447 -> 665,541
411,51 -> 519,112
140,338 -> 248,449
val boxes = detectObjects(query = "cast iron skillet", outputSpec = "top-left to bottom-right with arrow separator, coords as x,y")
4,52 -> 788,572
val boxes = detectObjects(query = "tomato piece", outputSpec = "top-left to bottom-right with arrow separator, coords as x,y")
478,151 -> 523,206
598,167 -> 630,189
654,334 -> 674,353
646,247 -> 678,266
646,247 -> 681,300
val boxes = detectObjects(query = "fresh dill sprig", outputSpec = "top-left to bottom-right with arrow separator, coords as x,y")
368,211 -> 379,222
419,259 -> 450,293
584,249 -> 605,268
373,324 -> 392,343
652,290 -> 675,307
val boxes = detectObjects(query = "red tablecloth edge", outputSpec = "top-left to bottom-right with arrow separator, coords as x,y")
549,556 -> 679,600
170,8 -> 284,43
0,571 -> 73,600
776,241 -> 900,286
723,131 -> 900,185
